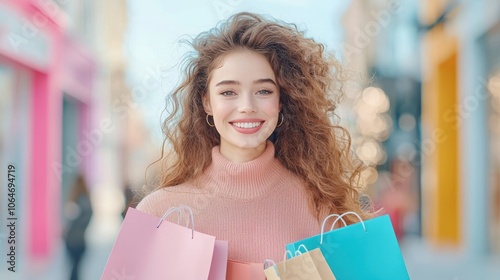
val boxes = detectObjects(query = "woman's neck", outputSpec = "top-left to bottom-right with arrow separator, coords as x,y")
202,141 -> 284,199
219,141 -> 267,163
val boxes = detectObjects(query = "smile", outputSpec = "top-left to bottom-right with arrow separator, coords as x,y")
231,122 -> 263,128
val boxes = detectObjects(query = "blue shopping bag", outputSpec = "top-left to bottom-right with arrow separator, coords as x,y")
285,212 -> 409,280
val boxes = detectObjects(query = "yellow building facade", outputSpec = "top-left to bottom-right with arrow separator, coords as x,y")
420,0 -> 461,245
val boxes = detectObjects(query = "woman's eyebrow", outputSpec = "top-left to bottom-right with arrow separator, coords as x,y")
215,78 -> 277,87
253,78 -> 276,86
215,80 -> 239,87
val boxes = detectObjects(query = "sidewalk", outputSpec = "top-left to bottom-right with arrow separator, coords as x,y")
0,239 -> 114,280
402,236 -> 500,279
0,215 -> 118,280
55,214 -> 119,280
34,239 -> 113,280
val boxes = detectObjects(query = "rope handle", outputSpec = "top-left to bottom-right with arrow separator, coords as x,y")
283,250 -> 294,261
264,259 -> 280,277
156,207 -> 181,228
294,244 -> 309,255
319,213 -> 347,240
320,211 -> 366,244
280,244 -> 311,274
156,205 -> 195,239
264,259 -> 276,269
329,215 -> 347,231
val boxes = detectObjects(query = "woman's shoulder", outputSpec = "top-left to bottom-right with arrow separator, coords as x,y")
135,183 -> 207,217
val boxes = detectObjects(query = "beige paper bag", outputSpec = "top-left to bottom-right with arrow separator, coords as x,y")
264,248 -> 336,280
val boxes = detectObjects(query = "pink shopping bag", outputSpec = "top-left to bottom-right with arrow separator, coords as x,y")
209,240 -> 228,280
226,260 -> 265,280
101,207 -> 220,280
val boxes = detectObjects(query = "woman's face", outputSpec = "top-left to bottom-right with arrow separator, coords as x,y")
204,49 -> 281,162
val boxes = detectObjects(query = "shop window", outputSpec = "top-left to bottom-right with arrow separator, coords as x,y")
0,61 -> 32,245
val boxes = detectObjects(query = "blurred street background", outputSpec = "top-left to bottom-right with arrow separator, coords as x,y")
1,0 -> 499,279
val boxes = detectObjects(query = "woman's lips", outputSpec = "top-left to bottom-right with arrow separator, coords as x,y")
230,121 -> 264,134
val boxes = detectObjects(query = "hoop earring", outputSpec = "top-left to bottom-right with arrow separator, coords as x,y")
206,114 -> 215,127
276,112 -> 284,127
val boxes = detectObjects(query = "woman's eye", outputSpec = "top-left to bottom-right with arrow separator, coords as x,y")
257,89 -> 273,95
220,91 -> 235,96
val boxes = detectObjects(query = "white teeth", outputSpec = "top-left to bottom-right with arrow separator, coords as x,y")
232,122 -> 261,128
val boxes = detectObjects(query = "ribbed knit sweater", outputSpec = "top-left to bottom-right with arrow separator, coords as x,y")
136,142 -> 320,263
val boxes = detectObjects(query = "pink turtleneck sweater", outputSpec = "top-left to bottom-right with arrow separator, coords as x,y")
136,142 -> 320,263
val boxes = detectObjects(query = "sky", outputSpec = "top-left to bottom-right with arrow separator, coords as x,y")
124,0 -> 351,142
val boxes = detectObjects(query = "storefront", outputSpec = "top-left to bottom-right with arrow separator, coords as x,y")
420,0 -> 500,257
0,0 -> 96,263
482,21 -> 500,253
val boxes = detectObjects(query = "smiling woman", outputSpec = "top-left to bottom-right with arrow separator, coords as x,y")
136,12 -> 373,263
204,49 -> 281,162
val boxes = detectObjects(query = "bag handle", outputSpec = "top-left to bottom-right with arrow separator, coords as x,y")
331,212 -> 366,232
319,213 -> 347,239
177,205 -> 195,231
320,211 -> 366,244
294,244 -> 309,255
329,216 -> 347,231
281,244 -> 313,274
157,207 -> 181,227
156,205 -> 195,239
283,250 -> 294,261
264,259 -> 277,269
264,259 -> 280,277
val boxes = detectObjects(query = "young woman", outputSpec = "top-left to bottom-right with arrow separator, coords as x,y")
136,12 -> 372,263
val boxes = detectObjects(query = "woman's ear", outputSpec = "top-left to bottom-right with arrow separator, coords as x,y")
202,92 -> 212,114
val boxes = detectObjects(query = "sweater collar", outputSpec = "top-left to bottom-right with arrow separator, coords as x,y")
203,141 -> 284,199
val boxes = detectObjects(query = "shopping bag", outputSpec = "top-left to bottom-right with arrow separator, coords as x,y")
285,212 -> 409,280
209,240 -> 229,280
264,246 -> 336,280
226,260 -> 265,280
101,207 -> 219,280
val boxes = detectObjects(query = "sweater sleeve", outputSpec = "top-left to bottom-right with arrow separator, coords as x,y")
135,194 -> 153,214
135,188 -> 187,218
135,189 -> 168,218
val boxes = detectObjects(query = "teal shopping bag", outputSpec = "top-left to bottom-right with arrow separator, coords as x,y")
285,212 -> 409,280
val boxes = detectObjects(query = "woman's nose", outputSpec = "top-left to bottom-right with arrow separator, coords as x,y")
238,93 -> 257,113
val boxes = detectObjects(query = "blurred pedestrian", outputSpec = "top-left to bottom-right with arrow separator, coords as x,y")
377,158 -> 417,240
63,174 -> 93,280
121,183 -> 136,218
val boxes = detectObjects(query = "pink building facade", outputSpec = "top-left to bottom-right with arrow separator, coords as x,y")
0,0 -> 96,262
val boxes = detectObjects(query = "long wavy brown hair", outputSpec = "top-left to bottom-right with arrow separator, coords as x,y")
148,12 -> 372,224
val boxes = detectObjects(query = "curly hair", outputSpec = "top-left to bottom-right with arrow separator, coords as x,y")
150,12 -> 371,224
